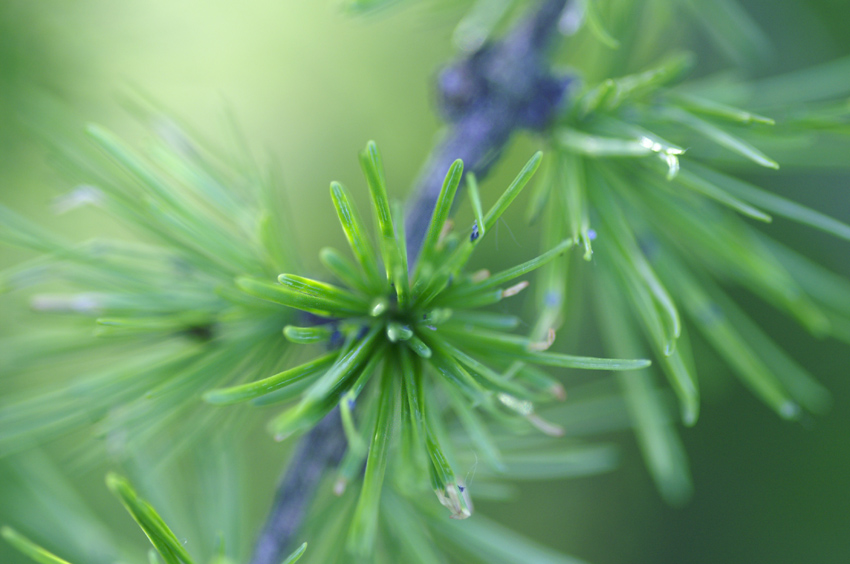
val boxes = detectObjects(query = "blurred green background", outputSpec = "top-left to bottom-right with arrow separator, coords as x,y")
1,1 -> 849,563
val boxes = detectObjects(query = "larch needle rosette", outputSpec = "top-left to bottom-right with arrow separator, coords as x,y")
0,106 -> 297,458
543,52 -> 847,425
204,142 -> 649,546
527,51 -> 850,504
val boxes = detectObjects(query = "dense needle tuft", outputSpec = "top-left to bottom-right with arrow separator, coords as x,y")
207,142 -> 650,555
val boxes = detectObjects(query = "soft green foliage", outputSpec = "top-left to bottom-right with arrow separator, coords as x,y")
0,102 -> 297,459
530,0 -> 850,504
2,476 -> 307,564
296,379 -> 635,563
554,60 -> 849,414
0,109 -> 650,564
106,473 -> 195,564
206,141 -> 649,555
2,0 -> 850,563
1,528 -> 73,564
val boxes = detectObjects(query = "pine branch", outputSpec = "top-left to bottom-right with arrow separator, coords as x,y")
405,0 -> 572,260
248,2 -> 571,561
